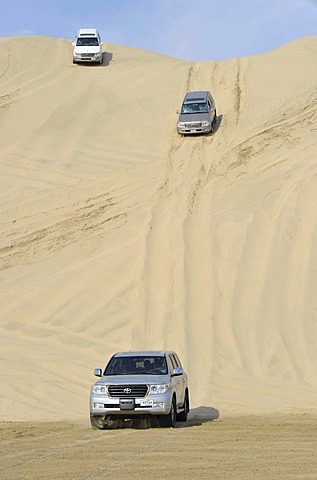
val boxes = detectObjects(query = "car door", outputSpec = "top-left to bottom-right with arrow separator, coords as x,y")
169,354 -> 185,409
209,94 -> 216,117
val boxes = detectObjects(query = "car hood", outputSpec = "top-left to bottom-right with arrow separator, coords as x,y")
178,112 -> 210,123
74,46 -> 101,54
94,374 -> 170,385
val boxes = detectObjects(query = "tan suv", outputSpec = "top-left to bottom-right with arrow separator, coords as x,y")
177,90 -> 217,135
90,350 -> 189,429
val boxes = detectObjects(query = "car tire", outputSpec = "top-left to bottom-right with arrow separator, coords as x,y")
90,415 -> 120,430
177,390 -> 189,422
159,398 -> 176,428
213,111 -> 217,128
90,415 -> 107,430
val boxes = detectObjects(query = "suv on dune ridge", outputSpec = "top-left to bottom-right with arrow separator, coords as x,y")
72,28 -> 103,65
177,90 -> 217,135
90,350 -> 189,429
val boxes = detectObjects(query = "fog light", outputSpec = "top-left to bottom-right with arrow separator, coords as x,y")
154,402 -> 164,407
94,403 -> 104,409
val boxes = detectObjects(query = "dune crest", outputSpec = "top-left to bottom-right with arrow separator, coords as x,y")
0,36 -> 317,420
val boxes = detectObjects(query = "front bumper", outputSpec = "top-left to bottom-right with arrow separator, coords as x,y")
90,393 -> 172,417
177,125 -> 211,135
73,54 -> 102,63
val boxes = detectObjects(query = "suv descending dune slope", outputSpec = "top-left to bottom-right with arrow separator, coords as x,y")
90,350 -> 189,429
177,90 -> 217,135
72,28 -> 103,65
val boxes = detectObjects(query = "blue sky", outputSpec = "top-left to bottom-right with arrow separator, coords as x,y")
0,0 -> 316,61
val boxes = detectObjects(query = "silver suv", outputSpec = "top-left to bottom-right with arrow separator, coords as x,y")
177,90 -> 217,135
90,350 -> 189,429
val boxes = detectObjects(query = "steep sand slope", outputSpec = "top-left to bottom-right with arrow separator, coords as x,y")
0,36 -> 316,420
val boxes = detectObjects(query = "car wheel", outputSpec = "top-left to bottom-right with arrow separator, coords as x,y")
177,390 -> 189,422
90,415 -> 120,430
213,111 -> 217,128
90,415 -> 107,430
159,398 -> 176,428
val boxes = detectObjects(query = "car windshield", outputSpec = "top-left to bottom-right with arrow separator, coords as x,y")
76,37 -> 99,46
104,356 -> 168,375
181,102 -> 209,114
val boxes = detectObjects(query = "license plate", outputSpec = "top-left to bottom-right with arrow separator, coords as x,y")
140,399 -> 153,407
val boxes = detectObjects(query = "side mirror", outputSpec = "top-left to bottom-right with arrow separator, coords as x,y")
94,368 -> 102,377
176,110 -> 180,114
100,42 -> 103,46
172,367 -> 183,376
72,42 -> 75,46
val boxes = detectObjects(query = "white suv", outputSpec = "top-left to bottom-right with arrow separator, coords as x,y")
90,351 -> 189,429
72,28 -> 103,65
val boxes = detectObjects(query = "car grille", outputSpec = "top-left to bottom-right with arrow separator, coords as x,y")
81,53 -> 93,58
186,122 -> 201,128
108,384 -> 148,398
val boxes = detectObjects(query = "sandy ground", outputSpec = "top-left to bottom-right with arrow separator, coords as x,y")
0,35 -> 317,421
1,36 -> 317,479
1,413 -> 317,480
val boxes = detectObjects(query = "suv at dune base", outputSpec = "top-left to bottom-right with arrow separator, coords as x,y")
90,350 -> 189,429
177,90 -> 217,135
72,28 -> 103,65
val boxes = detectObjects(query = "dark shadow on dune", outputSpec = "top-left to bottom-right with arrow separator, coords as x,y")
102,51 -> 113,67
176,406 -> 220,428
211,114 -> 223,134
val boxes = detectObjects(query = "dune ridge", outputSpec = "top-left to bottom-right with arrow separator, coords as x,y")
0,36 -> 317,420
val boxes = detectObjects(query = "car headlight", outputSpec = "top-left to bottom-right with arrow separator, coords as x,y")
94,52 -> 101,57
178,122 -> 185,128
201,121 -> 210,127
149,383 -> 170,394
92,385 -> 107,395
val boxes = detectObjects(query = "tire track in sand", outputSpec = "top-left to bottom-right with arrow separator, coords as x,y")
137,64 -> 216,403
137,63 -> 203,349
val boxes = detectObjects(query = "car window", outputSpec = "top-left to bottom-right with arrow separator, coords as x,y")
76,37 -> 99,46
169,354 -> 177,370
104,356 -> 168,375
181,102 -> 209,114
173,354 -> 182,368
168,355 -> 175,372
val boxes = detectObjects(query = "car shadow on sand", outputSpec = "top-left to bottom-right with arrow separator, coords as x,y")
106,406 -> 220,430
177,406 -> 220,428
211,114 -> 223,134
101,51 -> 113,67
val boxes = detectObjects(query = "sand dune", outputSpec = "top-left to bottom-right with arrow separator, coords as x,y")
0,35 -> 317,421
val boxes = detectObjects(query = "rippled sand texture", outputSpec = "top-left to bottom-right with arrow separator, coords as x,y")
1,414 -> 317,479
0,36 -> 317,420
